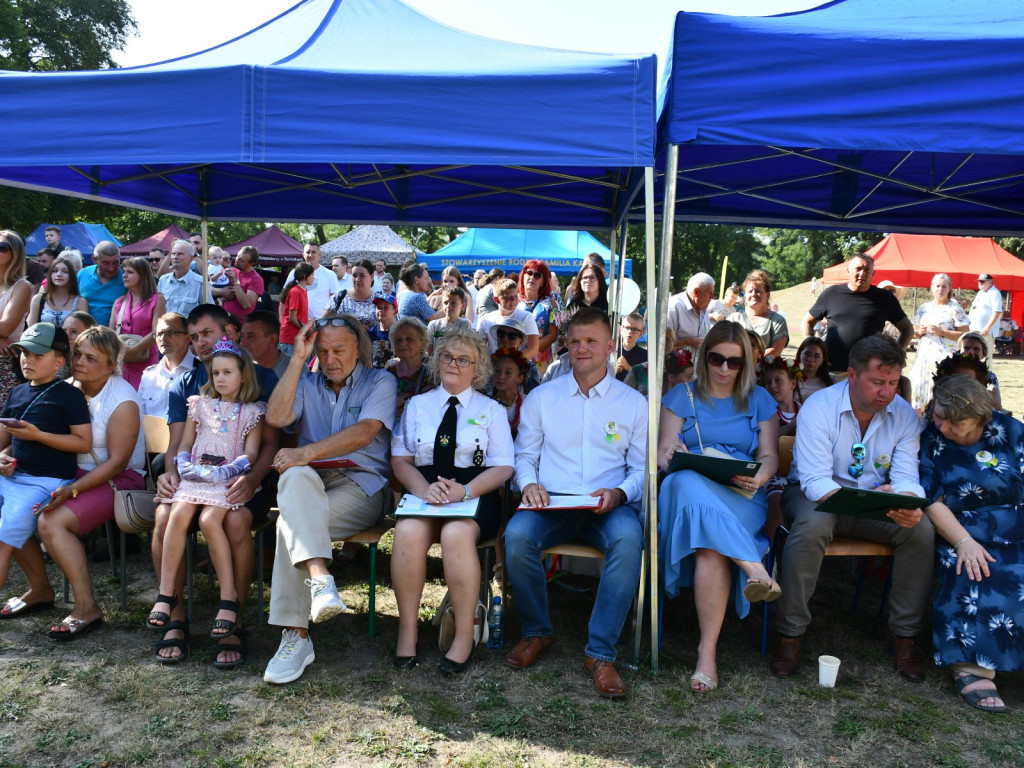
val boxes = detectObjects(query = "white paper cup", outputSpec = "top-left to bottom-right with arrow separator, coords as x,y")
818,655 -> 841,687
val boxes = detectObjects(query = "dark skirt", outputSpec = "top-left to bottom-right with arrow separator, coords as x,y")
418,464 -> 502,541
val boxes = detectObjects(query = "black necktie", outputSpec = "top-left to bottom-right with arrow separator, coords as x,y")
433,395 -> 459,478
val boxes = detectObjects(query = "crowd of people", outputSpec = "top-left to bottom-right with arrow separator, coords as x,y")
0,225 -> 1020,712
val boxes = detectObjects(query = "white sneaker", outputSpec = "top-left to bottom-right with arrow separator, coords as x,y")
263,629 -> 315,685
307,574 -> 350,623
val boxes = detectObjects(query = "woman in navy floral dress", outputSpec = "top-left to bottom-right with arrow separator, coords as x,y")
919,374 -> 1024,713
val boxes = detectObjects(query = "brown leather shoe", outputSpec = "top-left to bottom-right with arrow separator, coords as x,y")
769,635 -> 802,677
889,630 -> 925,683
503,636 -> 552,669
584,656 -> 627,699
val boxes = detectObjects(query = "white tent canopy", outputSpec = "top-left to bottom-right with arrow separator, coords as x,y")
319,225 -> 422,264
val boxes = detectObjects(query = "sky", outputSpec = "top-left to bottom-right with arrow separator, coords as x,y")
116,0 -> 819,68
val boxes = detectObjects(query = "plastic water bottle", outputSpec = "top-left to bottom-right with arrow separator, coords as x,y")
486,596 -> 504,649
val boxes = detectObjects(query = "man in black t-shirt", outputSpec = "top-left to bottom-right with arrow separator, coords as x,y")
802,255 -> 913,372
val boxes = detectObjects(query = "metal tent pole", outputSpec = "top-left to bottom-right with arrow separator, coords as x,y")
631,166 -> 656,667
648,147 -> 678,673
199,168 -> 210,304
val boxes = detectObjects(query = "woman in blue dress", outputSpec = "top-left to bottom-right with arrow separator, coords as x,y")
919,374 -> 1024,713
657,321 -> 779,692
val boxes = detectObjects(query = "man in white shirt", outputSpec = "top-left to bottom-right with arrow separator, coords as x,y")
770,335 -> 934,683
138,312 -> 195,419
968,273 -> 1003,358
331,256 -> 354,293
503,307 -> 647,699
372,259 -> 388,293
285,242 -> 339,319
157,240 -> 205,317
667,272 -> 715,349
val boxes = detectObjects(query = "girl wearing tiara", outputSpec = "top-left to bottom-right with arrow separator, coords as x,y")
148,338 -> 265,661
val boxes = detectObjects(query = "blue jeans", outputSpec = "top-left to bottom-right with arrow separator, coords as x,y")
503,504 -> 643,662
0,471 -> 67,548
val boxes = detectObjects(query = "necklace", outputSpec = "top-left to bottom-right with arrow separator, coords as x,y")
211,398 -> 242,433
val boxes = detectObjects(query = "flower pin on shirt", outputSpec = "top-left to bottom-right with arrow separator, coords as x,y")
976,450 -> 998,468
468,413 -> 490,427
873,453 -> 891,470
604,421 -> 621,444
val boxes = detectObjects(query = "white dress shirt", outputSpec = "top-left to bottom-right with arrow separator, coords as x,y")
138,350 -> 197,418
514,371 -> 647,504
666,290 -> 710,342
393,385 -> 514,470
791,380 -> 925,502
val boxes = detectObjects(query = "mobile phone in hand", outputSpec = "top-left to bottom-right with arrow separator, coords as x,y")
0,418 -> 26,429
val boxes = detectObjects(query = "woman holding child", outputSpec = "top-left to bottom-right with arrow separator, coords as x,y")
657,321 -> 780,693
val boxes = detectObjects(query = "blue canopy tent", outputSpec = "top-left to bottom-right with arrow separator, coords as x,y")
23,222 -> 122,265
639,0 -> 1024,236
423,228 -> 630,277
637,0 -> 1024,670
0,0 -> 655,232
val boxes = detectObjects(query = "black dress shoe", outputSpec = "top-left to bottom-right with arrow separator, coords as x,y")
438,654 -> 471,675
392,655 -> 418,670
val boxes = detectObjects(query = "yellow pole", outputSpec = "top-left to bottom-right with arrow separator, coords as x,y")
719,254 -> 729,300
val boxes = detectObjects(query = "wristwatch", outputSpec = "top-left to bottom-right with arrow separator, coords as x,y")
616,487 -> 627,505
462,484 -> 472,502
70,485 -> 78,499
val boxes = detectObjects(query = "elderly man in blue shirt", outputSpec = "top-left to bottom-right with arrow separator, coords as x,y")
770,334 -> 934,682
262,314 -> 397,685
502,307 -> 647,699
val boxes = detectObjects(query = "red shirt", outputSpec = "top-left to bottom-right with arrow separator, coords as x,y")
222,268 -> 265,321
279,286 -> 308,345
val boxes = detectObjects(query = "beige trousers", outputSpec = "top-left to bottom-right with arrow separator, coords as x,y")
269,466 -> 386,629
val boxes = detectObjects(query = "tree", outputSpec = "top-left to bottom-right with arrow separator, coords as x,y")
0,0 -> 136,72
757,228 -> 883,288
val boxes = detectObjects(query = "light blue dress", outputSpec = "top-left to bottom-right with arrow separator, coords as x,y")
659,382 -> 776,618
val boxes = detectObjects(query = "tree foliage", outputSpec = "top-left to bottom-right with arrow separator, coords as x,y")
756,228 -> 884,288
0,0 -> 136,71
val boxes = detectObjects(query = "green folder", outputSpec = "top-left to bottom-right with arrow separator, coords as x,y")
814,487 -> 932,522
669,451 -> 760,490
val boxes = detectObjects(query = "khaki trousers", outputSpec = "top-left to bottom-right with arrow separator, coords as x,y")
269,466 -> 386,629
776,484 -> 935,638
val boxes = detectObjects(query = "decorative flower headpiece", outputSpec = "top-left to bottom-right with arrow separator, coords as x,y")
669,347 -> 693,369
492,346 -> 530,375
932,352 -> 989,386
212,336 -> 243,359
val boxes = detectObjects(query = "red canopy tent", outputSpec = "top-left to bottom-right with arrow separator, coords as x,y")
822,234 -> 1024,290
119,223 -> 191,256
224,225 -> 303,268
821,233 -> 1024,325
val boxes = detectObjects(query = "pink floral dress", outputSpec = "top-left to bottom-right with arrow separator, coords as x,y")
170,396 -> 265,510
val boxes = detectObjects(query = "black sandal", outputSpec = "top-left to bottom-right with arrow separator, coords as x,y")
147,593 -> 178,630
153,620 -> 190,664
210,599 -> 240,638
213,627 -> 248,670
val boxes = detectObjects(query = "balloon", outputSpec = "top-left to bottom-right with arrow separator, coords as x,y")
609,277 -> 641,314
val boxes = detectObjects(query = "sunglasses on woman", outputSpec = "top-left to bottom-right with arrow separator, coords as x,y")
706,351 -> 744,371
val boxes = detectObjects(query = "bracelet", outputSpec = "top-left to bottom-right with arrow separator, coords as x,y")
952,535 -> 973,550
